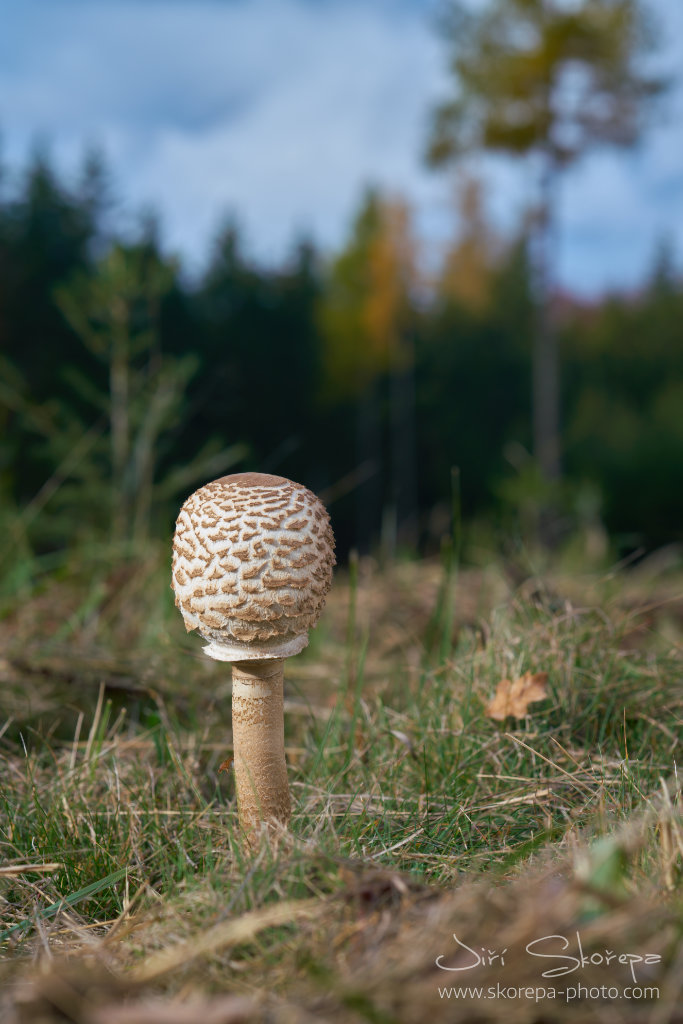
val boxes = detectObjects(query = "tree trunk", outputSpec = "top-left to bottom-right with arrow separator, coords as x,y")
356,380 -> 382,555
390,345 -> 418,553
109,316 -> 130,542
532,156 -> 561,485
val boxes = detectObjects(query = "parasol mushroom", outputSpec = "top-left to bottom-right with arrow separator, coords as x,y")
171,472 -> 335,838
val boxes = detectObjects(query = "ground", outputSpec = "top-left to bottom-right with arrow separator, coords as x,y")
0,548 -> 681,1023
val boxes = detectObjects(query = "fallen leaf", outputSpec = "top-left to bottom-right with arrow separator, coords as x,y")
485,671 -> 549,721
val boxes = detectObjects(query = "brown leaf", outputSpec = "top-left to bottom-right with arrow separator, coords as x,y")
485,671 -> 549,721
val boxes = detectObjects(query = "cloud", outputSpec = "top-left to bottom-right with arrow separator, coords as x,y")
127,0 -> 449,265
0,0 -> 449,266
1,0 -> 682,295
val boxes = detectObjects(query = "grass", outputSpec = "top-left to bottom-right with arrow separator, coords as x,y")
0,544 -> 682,1022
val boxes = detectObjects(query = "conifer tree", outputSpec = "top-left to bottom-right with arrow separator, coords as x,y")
427,0 -> 663,488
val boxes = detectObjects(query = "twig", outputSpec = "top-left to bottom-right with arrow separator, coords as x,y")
131,899 -> 318,983
0,863 -> 64,876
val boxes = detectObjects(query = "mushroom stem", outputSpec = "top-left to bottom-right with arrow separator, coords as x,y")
231,659 -> 291,838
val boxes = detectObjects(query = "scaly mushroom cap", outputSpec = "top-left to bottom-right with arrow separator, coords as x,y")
171,472 -> 335,661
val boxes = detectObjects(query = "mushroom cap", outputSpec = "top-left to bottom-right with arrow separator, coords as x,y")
171,472 -> 335,661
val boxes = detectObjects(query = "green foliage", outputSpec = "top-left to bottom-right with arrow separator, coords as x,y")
427,0 -> 663,168
426,0 -> 665,490
195,226 -> 322,479
563,270 -> 683,547
317,190 -> 416,401
0,147 -> 682,563
53,243 -> 197,544
0,152 -> 100,504
416,239 -> 533,523
2,231 -> 245,557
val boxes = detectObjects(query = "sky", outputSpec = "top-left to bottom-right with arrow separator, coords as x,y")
1,0 -> 682,297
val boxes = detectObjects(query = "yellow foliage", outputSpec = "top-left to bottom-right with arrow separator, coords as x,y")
438,176 -> 502,313
318,192 -> 417,401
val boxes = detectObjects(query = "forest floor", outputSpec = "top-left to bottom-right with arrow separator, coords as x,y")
0,547 -> 682,1023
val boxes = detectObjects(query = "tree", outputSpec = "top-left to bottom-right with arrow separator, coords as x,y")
318,191 -> 413,399
563,255 -> 683,549
317,189 -> 419,553
427,0 -> 663,490
0,150 -> 100,512
416,238 -> 533,533
437,174 -> 504,313
53,242 -> 245,546
197,223 -> 322,481
0,151 -> 96,396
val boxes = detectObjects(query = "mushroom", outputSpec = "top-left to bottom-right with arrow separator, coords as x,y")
171,472 -> 335,838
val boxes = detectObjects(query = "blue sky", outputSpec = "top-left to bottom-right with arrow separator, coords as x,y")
1,0 -> 682,296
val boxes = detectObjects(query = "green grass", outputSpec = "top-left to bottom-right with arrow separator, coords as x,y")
0,549 -> 682,1022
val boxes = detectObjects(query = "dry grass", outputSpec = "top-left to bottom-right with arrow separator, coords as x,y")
1,550 -> 682,1022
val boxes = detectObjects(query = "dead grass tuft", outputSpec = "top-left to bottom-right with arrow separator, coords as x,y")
1,554 -> 682,1021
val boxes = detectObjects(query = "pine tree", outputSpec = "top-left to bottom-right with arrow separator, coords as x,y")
427,0 -> 664,490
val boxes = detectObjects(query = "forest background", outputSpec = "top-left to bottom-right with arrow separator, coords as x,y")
1,151 -> 681,581
1,0 -> 683,587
